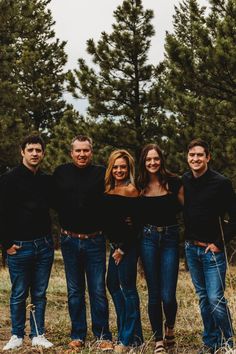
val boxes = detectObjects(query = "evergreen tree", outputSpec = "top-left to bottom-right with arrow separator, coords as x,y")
0,0 -> 68,170
161,0 -> 236,183
13,0 -> 68,130
0,0 -> 25,171
68,0 -> 162,159
43,108 -> 90,172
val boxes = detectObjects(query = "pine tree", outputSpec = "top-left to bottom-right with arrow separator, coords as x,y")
13,0 -> 68,130
0,0 -> 26,171
68,0 -> 162,159
161,0 -> 236,183
0,0 -> 68,170
0,0 -> 68,130
43,108 -> 90,172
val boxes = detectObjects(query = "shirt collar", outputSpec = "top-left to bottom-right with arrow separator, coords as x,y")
19,163 -> 41,177
189,168 -> 211,183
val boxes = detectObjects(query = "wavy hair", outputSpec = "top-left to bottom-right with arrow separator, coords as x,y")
105,149 -> 135,193
138,144 -> 175,194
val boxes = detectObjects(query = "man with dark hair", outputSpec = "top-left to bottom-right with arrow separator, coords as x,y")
183,138 -> 236,354
0,134 -> 54,351
20,134 -> 46,152
53,135 -> 112,351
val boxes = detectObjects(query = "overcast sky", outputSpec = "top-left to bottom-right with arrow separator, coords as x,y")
48,0 -> 208,111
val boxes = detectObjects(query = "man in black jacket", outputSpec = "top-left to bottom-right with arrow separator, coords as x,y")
183,138 -> 236,354
53,135 -> 112,351
1,135 -> 54,351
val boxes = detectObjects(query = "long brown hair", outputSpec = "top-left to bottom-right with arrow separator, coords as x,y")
105,149 -> 135,193
138,144 -> 175,194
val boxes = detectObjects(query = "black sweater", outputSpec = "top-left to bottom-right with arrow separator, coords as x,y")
0,164 -> 52,250
53,163 -> 105,233
182,168 -> 236,248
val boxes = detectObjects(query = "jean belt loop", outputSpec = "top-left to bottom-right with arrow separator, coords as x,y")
158,232 -> 162,247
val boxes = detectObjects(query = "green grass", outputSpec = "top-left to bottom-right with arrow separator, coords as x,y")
0,251 -> 236,353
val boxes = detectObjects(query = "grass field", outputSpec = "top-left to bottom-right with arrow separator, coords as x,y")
0,250 -> 236,353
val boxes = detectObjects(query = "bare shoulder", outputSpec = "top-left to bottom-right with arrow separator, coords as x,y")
110,183 -> 139,197
123,184 -> 139,197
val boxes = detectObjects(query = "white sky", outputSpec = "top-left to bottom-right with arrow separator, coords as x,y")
48,0 -> 208,112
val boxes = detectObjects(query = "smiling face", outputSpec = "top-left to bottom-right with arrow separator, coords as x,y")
145,149 -> 161,175
187,145 -> 210,177
71,140 -> 93,168
112,157 -> 129,185
21,143 -> 44,171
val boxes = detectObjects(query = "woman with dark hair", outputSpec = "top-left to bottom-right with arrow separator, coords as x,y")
104,149 -> 143,353
138,144 -> 183,354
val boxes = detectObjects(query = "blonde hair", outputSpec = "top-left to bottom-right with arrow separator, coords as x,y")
105,149 -> 136,193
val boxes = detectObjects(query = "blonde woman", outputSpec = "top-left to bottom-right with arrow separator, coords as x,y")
104,149 -> 143,353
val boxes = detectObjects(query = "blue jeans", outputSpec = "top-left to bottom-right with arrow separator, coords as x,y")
7,236 -> 54,338
185,242 -> 234,349
107,245 -> 143,346
140,225 -> 179,341
61,233 -> 111,341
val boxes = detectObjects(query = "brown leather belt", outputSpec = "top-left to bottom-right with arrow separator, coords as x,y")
188,240 -> 209,247
61,229 -> 102,239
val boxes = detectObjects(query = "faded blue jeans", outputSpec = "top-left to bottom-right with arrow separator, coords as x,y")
107,245 -> 143,346
60,233 -> 111,341
140,224 -> 179,341
7,236 -> 54,338
185,241 -> 234,349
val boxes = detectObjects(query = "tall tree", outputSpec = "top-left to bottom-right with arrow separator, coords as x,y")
13,0 -> 68,130
68,0 -> 163,159
0,0 -> 68,170
0,0 -> 26,170
161,0 -> 236,183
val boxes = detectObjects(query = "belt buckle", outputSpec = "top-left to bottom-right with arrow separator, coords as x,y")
156,226 -> 164,232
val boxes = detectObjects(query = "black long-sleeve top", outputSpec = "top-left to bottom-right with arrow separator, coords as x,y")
0,164 -> 52,250
182,168 -> 236,249
52,163 -> 105,233
103,194 -> 140,252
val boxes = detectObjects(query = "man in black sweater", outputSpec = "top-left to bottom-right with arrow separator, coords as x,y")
183,138 -> 236,354
53,135 -> 112,351
1,135 -> 54,351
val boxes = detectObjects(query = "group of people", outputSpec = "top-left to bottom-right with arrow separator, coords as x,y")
0,134 -> 236,354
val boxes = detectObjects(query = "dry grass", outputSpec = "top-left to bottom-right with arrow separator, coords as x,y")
0,251 -> 236,353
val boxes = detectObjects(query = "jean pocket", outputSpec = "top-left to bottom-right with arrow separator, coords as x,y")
91,235 -> 105,245
60,234 -> 72,245
208,250 -> 225,263
45,237 -> 54,249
